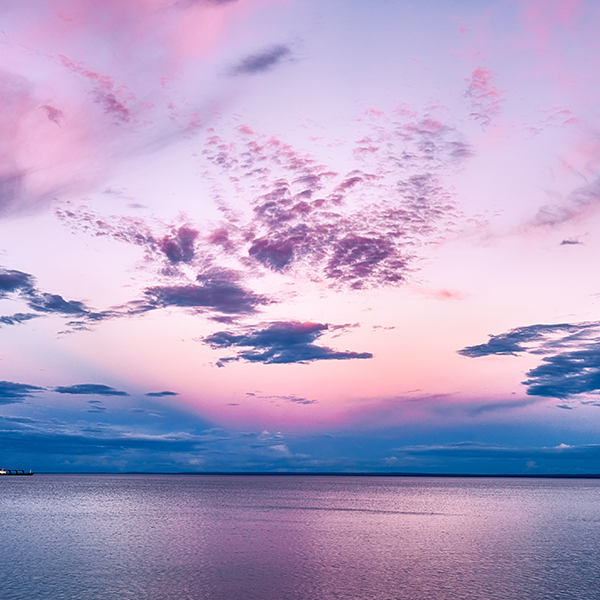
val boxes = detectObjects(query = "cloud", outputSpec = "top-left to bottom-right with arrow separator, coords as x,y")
531,177 -> 600,227
0,381 -> 44,404
458,322 -> 584,357
464,67 -> 504,127
0,313 -> 40,326
204,320 -> 373,365
246,392 -> 318,405
0,266 -> 114,330
145,391 -> 179,397
231,45 -> 292,75
523,344 -> 600,399
459,321 -> 600,398
26,293 -> 90,316
142,269 -> 270,315
198,117 -> 468,289
53,384 -> 130,396
158,225 -> 199,264
47,108 -> 475,349
390,442 -> 600,467
0,269 -> 35,296
57,107 -> 471,294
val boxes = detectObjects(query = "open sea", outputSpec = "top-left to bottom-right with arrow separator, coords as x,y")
1,475 -> 599,600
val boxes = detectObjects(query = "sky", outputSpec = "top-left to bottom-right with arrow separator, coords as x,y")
1,0 -> 600,474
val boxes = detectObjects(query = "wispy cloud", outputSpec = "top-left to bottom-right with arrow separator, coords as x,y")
205,321 -> 373,365
230,45 -> 292,76
531,177 -> 600,228
0,267 -> 107,327
464,67 -> 504,128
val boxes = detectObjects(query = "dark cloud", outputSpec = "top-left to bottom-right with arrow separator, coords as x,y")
389,442 -> 600,467
0,268 -> 34,296
459,321 -> 600,399
0,381 -> 44,404
0,267 -> 106,327
145,391 -> 179,397
54,384 -> 129,396
158,225 -> 199,264
205,321 -> 373,365
0,313 -> 39,326
142,270 -> 269,315
26,293 -> 89,315
231,45 -> 291,76
458,323 -> 582,357
560,238 -> 583,246
523,344 -> 600,399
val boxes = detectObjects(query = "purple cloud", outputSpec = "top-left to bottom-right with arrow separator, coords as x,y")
55,112 -> 470,299
142,269 -> 270,315
464,67 -> 504,127
159,225 -> 199,264
204,321 -> 373,365
54,384 -> 129,396
0,268 -> 35,295
0,313 -> 40,326
231,45 -> 292,76
459,321 -> 600,399
531,177 -> 600,228
0,381 -> 44,404
0,267 -> 107,326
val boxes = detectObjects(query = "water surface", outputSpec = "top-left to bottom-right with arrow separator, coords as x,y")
1,475 -> 599,599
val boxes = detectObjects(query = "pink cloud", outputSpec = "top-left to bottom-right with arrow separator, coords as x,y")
0,0 -> 281,216
520,0 -> 583,50
464,67 -> 504,127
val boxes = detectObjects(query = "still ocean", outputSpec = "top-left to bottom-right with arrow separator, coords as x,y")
1,474 -> 599,600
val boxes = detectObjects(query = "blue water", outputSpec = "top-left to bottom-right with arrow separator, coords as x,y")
1,475 -> 599,600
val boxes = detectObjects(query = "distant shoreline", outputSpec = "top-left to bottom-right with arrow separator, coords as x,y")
30,472 -> 600,478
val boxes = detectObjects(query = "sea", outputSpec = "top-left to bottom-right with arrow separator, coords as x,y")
1,475 -> 599,600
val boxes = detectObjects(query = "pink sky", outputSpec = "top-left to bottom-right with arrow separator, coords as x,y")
1,0 -> 600,473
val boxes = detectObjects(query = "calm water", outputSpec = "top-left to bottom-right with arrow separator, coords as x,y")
1,475 -> 599,600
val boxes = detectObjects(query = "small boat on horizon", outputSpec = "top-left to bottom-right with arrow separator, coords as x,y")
0,468 -> 34,476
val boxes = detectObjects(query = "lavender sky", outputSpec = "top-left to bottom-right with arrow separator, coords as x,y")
1,0 -> 600,473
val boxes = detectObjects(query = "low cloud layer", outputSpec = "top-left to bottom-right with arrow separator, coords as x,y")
0,381 -> 44,404
459,321 -> 600,399
205,321 -> 373,365
54,384 -> 130,396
